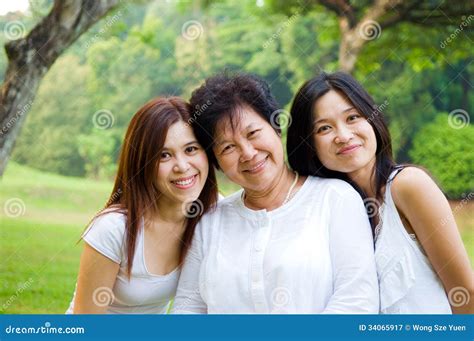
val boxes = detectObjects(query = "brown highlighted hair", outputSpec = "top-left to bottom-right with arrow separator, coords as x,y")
86,97 -> 217,277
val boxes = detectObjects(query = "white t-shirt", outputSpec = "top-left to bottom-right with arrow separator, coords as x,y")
66,211 -> 179,314
172,176 -> 379,314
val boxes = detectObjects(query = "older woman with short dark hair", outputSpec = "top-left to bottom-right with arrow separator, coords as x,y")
172,72 -> 379,314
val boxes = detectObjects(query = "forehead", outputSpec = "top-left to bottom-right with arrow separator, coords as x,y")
164,120 -> 196,147
313,90 -> 353,118
214,106 -> 266,140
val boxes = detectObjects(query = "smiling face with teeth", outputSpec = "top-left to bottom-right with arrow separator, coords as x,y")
213,106 -> 286,193
155,120 -> 209,206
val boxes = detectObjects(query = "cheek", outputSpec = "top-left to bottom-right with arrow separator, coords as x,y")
218,155 -> 242,182
216,154 -> 235,174
196,153 -> 209,175
261,131 -> 284,159
156,164 -> 171,186
363,124 -> 378,151
313,136 -> 332,162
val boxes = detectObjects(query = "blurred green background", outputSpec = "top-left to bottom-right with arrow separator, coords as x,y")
0,0 -> 472,313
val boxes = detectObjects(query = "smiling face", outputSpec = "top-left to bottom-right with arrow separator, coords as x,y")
155,120 -> 209,205
312,90 -> 377,178
213,106 -> 285,192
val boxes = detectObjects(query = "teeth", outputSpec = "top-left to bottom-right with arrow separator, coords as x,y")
174,176 -> 194,186
249,158 -> 266,171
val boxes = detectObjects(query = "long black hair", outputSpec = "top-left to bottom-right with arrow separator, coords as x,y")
287,72 -> 397,232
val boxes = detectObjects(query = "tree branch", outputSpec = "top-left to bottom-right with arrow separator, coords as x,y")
0,0 -> 122,175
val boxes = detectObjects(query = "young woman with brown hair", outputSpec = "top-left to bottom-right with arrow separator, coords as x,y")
67,97 -> 217,314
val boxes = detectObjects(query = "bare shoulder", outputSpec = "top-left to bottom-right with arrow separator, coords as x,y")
391,166 -> 439,202
390,166 -> 450,235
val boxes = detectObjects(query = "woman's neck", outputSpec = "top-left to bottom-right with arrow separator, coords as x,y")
348,160 -> 377,198
147,198 -> 187,226
243,166 -> 301,211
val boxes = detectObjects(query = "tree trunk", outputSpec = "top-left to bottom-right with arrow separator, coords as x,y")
0,0 -> 121,176
338,17 -> 364,73
323,0 -> 398,73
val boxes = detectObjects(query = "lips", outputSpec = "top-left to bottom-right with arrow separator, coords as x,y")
244,156 -> 268,174
171,174 -> 198,189
337,144 -> 361,155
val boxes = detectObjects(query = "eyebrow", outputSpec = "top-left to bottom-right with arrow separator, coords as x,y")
215,123 -> 257,146
314,107 -> 355,124
162,141 -> 199,150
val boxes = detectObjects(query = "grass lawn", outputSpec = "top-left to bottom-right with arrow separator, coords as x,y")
0,162 -> 472,313
0,218 -> 82,314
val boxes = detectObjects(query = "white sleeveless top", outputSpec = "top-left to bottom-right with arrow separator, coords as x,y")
375,168 -> 452,314
65,211 -> 180,314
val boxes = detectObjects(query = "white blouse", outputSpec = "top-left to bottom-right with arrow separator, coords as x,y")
173,176 -> 379,314
375,169 -> 452,314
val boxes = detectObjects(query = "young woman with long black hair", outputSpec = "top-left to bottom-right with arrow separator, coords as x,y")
287,72 -> 473,314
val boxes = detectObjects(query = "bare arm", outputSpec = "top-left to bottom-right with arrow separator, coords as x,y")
73,243 -> 120,314
392,167 -> 473,314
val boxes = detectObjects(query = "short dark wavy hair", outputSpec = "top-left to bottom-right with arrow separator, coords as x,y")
189,72 -> 280,169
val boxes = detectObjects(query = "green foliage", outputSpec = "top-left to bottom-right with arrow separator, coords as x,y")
12,55 -> 91,176
77,130 -> 118,179
1,0 -> 473,188
409,114 -> 474,198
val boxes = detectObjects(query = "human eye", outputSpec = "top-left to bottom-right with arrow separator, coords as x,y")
248,129 -> 261,138
316,125 -> 331,134
220,144 -> 235,155
185,145 -> 199,154
348,113 -> 362,121
160,151 -> 171,160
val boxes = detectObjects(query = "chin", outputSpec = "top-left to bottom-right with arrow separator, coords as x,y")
325,163 -> 356,174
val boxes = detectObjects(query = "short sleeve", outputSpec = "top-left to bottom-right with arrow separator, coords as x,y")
323,182 -> 379,313
82,212 -> 126,264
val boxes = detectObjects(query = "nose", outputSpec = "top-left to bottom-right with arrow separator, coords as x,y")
173,155 -> 191,173
334,125 -> 354,144
239,141 -> 258,162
